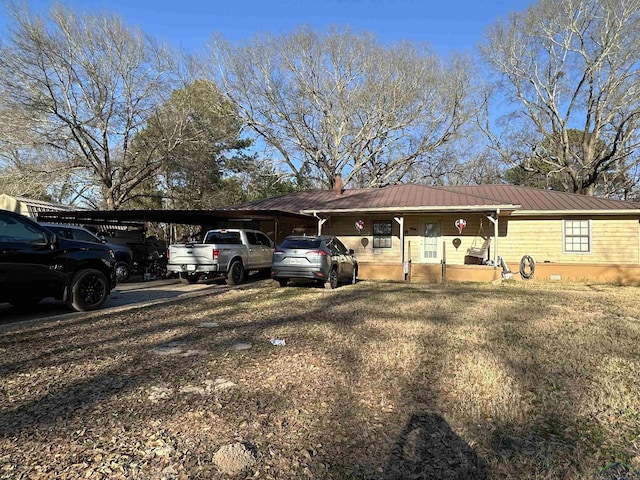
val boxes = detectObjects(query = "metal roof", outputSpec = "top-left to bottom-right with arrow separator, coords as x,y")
36,208 -> 313,227
27,184 -> 640,228
231,184 -> 519,213
0,194 -> 79,219
443,185 -> 640,212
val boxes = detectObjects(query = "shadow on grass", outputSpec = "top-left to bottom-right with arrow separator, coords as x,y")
2,280 -> 635,478
376,412 -> 487,480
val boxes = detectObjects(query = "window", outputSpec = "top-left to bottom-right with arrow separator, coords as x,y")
204,232 -> 242,244
280,238 -> 321,249
245,232 -> 260,246
256,233 -> 273,247
373,220 -> 392,248
0,213 -> 47,244
564,219 -> 590,253
332,238 -> 349,254
72,228 -> 101,243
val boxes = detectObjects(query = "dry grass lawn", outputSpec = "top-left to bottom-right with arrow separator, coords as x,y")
1,280 -> 639,479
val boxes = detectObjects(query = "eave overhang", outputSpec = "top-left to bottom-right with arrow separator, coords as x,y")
510,209 -> 640,217
301,204 -> 521,215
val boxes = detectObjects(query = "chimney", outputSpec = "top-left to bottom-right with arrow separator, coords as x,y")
334,175 -> 342,195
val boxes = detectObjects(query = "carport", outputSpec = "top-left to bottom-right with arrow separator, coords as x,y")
36,207 -> 316,245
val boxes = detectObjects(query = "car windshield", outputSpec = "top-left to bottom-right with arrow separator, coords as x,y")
280,238 -> 322,249
204,232 -> 242,244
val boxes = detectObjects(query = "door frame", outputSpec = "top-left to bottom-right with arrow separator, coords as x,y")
419,218 -> 442,263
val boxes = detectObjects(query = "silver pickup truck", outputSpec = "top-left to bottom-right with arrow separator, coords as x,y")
166,228 -> 274,285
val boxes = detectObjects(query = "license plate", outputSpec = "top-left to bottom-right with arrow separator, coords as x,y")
288,258 -> 302,265
181,264 -> 196,272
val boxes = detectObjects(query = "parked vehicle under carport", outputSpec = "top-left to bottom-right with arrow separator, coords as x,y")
1,210 -> 117,311
40,223 -> 134,282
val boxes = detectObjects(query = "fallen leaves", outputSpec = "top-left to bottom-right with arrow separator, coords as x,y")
0,281 -> 639,479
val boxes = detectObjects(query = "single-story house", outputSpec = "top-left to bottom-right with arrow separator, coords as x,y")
228,181 -> 640,285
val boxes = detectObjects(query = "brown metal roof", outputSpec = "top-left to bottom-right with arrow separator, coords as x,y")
231,184 -> 517,213
30,184 -> 640,228
444,185 -> 640,211
231,183 -> 640,214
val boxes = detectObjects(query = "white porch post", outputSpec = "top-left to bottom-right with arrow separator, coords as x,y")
314,213 -> 329,235
486,210 -> 499,264
394,216 -> 405,263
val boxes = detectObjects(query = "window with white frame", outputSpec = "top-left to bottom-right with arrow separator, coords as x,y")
564,219 -> 590,253
372,220 -> 392,248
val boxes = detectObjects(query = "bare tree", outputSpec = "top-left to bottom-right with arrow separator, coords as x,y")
0,3 -> 179,209
209,26 -> 476,188
481,0 -> 640,196
0,96 -> 82,202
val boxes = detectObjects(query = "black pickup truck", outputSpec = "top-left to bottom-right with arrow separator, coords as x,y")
0,209 -> 117,311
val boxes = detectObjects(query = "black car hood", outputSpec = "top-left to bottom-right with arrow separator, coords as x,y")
58,237 -> 113,254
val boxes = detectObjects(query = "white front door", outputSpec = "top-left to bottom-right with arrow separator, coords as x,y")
420,221 -> 441,263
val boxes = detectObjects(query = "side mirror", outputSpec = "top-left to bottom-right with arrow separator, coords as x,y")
349,249 -> 355,255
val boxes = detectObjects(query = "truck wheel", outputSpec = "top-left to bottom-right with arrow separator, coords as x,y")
277,278 -> 288,287
226,260 -> 245,286
329,267 -> 339,289
70,269 -> 109,312
115,262 -> 130,282
179,272 -> 200,284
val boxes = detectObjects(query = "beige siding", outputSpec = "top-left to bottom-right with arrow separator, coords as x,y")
499,217 -> 640,265
324,213 -> 497,265
325,215 -> 402,263
322,213 -> 640,267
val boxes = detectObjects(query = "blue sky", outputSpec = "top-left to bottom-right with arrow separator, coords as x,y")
1,0 -> 532,54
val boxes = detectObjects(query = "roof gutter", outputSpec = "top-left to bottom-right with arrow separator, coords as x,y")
301,204 -> 520,215
510,209 -> 640,216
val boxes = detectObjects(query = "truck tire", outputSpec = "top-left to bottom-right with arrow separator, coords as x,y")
70,269 -> 109,312
115,261 -> 130,282
179,272 -> 200,284
226,260 -> 245,286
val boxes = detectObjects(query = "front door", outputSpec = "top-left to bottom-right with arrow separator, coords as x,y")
420,221 -> 441,263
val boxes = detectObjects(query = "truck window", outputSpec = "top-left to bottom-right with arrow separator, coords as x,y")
245,232 -> 260,246
72,229 -> 101,243
0,213 -> 47,243
204,231 -> 242,244
257,233 -> 272,247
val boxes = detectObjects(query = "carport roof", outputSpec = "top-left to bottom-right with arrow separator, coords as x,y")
36,208 -> 314,227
